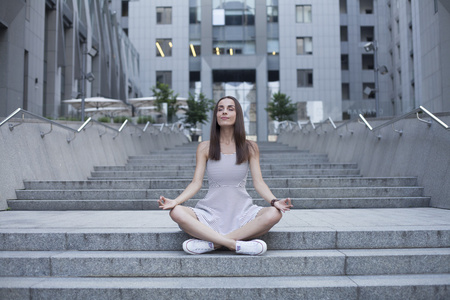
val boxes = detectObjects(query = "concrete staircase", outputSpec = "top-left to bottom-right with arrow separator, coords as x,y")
10,142 -> 430,211
1,142 -> 449,299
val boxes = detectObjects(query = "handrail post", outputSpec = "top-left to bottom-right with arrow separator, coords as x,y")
77,117 -> 92,132
420,106 -> 449,130
0,108 -> 22,128
359,114 -> 373,131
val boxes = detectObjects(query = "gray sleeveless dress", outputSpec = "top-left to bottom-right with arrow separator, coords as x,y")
190,153 -> 263,235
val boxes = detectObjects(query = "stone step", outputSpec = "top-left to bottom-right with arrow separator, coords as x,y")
88,169 -> 361,178
15,187 -> 425,200
7,196 -> 430,211
129,150 -> 312,158
93,163 -> 359,171
1,248 -> 448,277
125,157 -> 331,165
2,226 -> 448,251
1,274 -> 449,300
22,177 -> 420,190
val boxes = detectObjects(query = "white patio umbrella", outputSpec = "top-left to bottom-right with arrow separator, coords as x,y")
85,106 -> 131,116
63,97 -> 125,110
129,96 -> 188,108
128,97 -> 157,108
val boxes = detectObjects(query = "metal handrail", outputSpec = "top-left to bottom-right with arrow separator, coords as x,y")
315,117 -> 337,134
1,108 -> 187,143
0,108 -> 80,143
359,106 -> 449,135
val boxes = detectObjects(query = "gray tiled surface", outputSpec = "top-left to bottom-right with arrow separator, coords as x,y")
1,207 -> 450,229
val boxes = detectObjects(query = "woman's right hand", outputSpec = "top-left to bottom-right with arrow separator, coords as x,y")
158,196 -> 178,210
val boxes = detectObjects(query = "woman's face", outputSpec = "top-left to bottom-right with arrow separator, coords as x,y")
216,98 -> 237,127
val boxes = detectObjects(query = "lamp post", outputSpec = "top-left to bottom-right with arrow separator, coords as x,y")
80,43 -> 97,122
364,41 -> 388,117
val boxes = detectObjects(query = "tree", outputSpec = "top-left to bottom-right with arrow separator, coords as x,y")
151,82 -> 180,123
182,92 -> 215,129
265,92 -> 297,121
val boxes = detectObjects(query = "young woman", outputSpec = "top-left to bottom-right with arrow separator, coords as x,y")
158,96 -> 293,255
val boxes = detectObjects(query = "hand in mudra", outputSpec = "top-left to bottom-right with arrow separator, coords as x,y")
274,198 -> 293,213
158,196 -> 178,210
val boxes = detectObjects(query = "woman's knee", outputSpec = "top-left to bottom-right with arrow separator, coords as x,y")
261,207 -> 282,225
169,206 -> 196,225
169,206 -> 184,223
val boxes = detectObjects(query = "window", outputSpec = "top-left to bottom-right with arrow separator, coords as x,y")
362,54 -> 374,70
189,71 -> 201,95
190,0 -> 201,24
297,69 -> 313,87
296,37 -> 313,55
156,71 -> 172,88
156,39 -> 172,57
340,26 -> 348,42
341,55 -> 349,70
267,39 -> 279,55
212,0 -> 256,26
360,26 -> 374,42
296,5 -> 312,23
190,71 -> 201,89
359,0 -> 374,14
190,7 -> 201,24
121,1 -> 128,17
342,83 -> 349,100
213,41 -> 255,55
189,40 -> 201,57
267,4 -> 278,23
156,7 -> 172,24
363,82 -> 375,99
340,0 -> 347,14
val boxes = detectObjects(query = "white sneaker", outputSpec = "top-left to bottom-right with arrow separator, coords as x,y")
235,239 -> 267,256
182,239 -> 215,255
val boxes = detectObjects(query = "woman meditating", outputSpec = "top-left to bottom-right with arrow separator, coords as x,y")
158,96 -> 293,255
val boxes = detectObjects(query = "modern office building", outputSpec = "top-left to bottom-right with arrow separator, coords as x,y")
112,0 -> 449,141
0,0 -> 141,120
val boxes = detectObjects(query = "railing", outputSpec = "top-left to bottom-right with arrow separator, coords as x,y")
0,108 -> 79,143
358,106 -> 449,139
0,108 -> 186,143
279,105 -> 449,139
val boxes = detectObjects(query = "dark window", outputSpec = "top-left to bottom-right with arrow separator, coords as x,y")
156,71 -> 172,88
156,7 -> 172,24
341,55 -> 349,70
121,1 -> 128,17
340,26 -> 348,42
297,69 -> 313,87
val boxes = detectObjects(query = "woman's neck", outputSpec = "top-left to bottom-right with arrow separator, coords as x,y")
219,127 -> 234,145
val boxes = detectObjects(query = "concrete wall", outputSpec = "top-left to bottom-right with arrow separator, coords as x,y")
0,119 -> 189,210
277,113 -> 450,209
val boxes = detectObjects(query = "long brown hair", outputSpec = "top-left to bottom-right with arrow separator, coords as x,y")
209,96 -> 251,164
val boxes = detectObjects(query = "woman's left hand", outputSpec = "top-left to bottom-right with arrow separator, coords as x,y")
274,198 -> 293,213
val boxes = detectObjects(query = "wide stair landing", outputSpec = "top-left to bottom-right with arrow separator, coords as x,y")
1,142 -> 449,299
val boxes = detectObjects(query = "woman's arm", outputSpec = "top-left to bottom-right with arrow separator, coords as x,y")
248,141 -> 293,212
158,141 -> 209,210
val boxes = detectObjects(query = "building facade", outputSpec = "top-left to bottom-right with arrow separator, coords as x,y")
0,0 -> 141,120
114,0 -> 449,141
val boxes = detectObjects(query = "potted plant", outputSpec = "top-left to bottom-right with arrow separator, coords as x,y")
182,92 -> 215,141
151,82 -> 180,123
265,91 -> 297,122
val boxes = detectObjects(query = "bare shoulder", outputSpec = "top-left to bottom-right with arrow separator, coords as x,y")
247,140 -> 260,157
196,141 -> 210,158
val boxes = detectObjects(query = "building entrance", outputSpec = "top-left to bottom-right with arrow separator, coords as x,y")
212,70 -> 256,138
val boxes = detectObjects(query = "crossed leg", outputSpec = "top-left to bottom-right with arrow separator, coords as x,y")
169,205 -> 282,250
